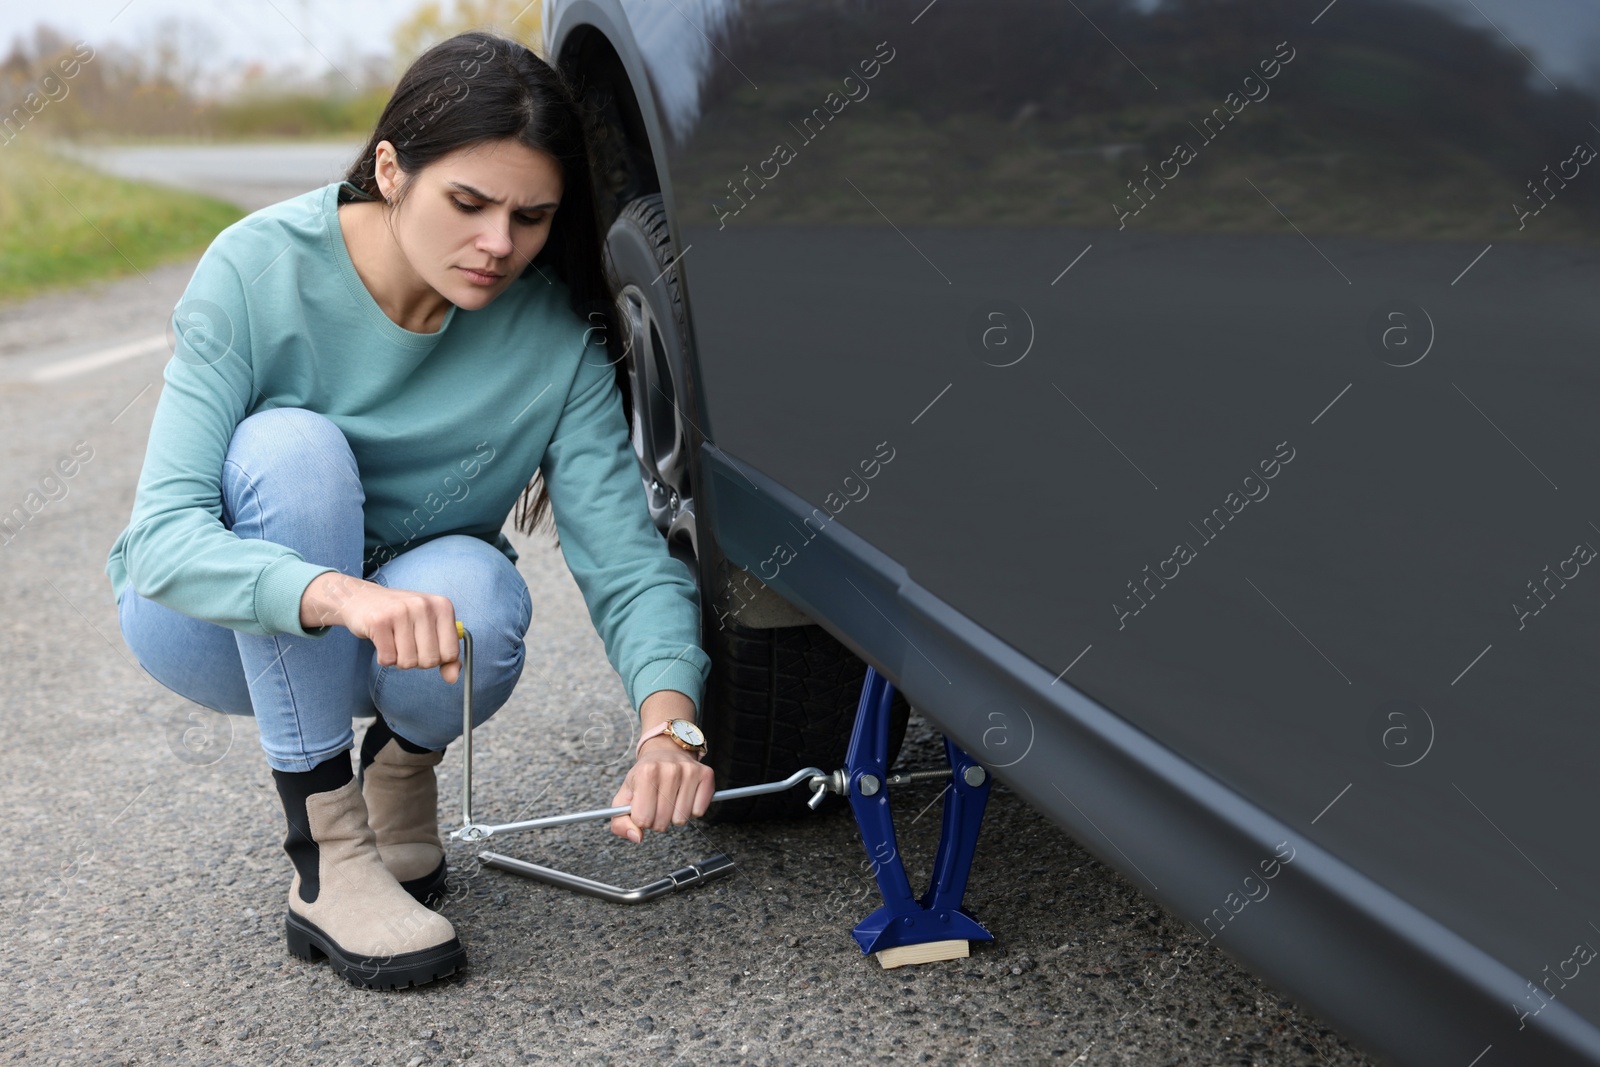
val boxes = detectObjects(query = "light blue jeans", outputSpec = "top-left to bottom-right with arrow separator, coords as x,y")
117,407 -> 533,773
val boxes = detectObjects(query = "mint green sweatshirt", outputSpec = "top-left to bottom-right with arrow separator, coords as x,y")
106,181 -> 709,716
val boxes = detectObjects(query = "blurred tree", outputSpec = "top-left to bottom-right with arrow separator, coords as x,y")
392,0 -> 544,67
1,17 -> 390,141
129,15 -> 219,96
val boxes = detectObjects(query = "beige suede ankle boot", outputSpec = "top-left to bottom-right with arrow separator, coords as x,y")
272,754 -> 464,989
358,713 -> 448,907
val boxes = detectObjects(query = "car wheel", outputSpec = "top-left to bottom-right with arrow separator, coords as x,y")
604,194 -> 909,820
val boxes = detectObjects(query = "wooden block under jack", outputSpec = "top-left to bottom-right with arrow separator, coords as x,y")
874,939 -> 970,969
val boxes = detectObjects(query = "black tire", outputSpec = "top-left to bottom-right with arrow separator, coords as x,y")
703,613 -> 911,821
604,195 -> 908,820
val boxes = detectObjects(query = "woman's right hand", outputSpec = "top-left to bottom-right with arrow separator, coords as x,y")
300,571 -> 462,684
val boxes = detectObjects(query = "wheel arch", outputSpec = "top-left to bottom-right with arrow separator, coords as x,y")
547,4 -> 713,455
547,3 -> 670,236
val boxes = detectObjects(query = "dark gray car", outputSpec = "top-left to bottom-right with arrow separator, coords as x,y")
545,2 -> 1600,1064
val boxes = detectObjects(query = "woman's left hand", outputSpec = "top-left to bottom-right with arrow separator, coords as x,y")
609,738 -> 716,842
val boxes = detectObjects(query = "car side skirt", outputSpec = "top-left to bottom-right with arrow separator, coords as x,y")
703,444 -> 1600,1067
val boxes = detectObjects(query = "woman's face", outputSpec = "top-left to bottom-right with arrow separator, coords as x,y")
376,136 -> 565,311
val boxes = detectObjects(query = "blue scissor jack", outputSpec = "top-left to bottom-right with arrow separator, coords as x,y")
837,666 -> 994,967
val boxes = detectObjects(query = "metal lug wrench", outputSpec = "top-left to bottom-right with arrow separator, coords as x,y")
445,622 -> 828,902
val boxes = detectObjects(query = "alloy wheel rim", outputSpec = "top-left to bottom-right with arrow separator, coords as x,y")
618,281 -> 697,566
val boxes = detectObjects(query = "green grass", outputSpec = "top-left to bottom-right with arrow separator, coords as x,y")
0,142 -> 244,304
209,88 -> 389,140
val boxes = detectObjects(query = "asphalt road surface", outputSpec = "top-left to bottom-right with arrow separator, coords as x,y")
0,165 -> 1378,1066
53,140 -> 368,211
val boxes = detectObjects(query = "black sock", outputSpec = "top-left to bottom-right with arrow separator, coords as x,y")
358,710 -> 435,779
271,751 -> 354,905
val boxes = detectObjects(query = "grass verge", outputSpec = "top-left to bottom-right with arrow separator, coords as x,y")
0,141 -> 243,304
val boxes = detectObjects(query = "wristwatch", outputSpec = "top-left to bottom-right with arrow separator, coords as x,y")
635,718 -> 708,759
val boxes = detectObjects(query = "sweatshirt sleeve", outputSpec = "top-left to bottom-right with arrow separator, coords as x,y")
538,353 -> 712,718
113,247 -> 338,638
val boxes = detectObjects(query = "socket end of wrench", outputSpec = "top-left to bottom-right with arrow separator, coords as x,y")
668,853 -> 737,888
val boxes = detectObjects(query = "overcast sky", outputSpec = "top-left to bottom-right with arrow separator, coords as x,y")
1,0 -> 435,90
5,0 -> 1596,96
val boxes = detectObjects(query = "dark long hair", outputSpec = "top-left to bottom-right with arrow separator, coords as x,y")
343,31 -> 626,540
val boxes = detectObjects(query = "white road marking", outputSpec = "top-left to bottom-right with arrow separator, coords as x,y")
31,335 -> 167,383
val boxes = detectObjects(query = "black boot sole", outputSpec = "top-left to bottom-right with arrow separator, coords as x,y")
399,856 -> 449,909
285,910 -> 465,989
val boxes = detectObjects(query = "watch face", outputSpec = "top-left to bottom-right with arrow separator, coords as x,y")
670,719 -> 705,747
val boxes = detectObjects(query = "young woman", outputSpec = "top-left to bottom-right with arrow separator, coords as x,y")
105,31 -> 715,989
